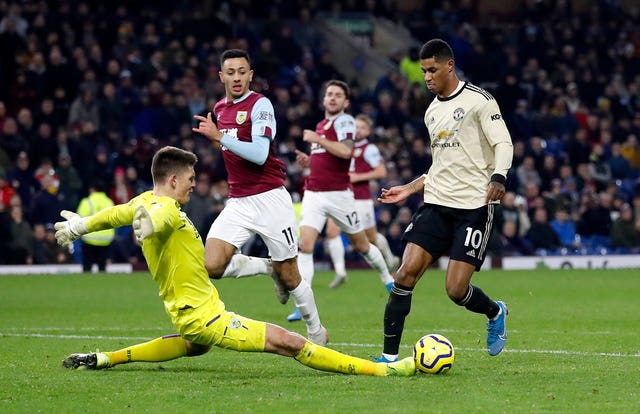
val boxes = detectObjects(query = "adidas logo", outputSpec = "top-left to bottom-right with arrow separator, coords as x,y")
466,249 -> 476,258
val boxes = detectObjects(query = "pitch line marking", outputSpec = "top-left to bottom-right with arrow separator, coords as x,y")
1,332 -> 638,358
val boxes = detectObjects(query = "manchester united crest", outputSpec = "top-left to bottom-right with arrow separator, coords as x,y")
453,107 -> 465,121
236,111 -> 247,124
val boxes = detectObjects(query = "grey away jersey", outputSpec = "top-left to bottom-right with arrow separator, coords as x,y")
422,82 -> 513,209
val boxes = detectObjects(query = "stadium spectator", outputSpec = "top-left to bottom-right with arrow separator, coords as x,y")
399,46 -> 423,86
108,167 -> 133,205
76,183 -> 115,272
29,122 -> 59,169
31,223 -> 51,264
608,143 -> 632,180
0,117 -> 27,162
27,170 -> 61,226
550,208 -> 578,249
6,151 -> 38,206
588,144 -> 613,192
496,192 -> 530,240
577,192 -> 613,249
494,220 -> 529,257
181,173 -> 215,238
610,203 -> 640,252
124,165 -> 149,197
55,153 -> 82,211
527,207 -> 562,252
0,170 -> 16,209
8,204 -> 33,264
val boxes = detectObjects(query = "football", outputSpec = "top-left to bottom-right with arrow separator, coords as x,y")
413,334 -> 455,374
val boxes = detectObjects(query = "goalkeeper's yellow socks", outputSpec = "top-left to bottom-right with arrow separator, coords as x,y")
104,334 -> 188,366
294,340 -> 415,376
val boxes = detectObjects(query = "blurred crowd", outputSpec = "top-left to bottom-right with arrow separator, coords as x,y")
1,0 -> 639,268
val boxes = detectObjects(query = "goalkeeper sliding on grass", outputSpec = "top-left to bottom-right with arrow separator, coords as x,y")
55,146 -> 415,377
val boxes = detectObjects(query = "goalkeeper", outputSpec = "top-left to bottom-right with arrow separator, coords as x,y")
55,146 -> 415,377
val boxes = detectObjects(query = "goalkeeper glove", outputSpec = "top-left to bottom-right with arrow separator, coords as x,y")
54,210 -> 88,247
132,205 -> 154,243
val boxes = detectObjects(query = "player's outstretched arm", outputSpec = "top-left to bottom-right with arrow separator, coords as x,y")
55,202 -> 137,247
378,175 -> 425,204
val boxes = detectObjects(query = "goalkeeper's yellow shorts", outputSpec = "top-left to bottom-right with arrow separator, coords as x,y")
174,298 -> 267,352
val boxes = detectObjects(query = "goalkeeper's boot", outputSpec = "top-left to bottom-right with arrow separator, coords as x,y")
487,301 -> 508,356
328,273 -> 346,289
270,271 -> 290,305
373,353 -> 398,363
287,307 -> 301,322
385,357 -> 416,377
308,325 -> 329,346
62,352 -> 110,370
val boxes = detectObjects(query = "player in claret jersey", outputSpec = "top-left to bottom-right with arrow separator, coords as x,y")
287,80 -> 394,322
324,114 -> 400,289
192,49 -> 327,345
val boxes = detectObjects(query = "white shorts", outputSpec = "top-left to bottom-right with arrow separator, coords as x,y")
355,198 -> 376,230
207,187 -> 298,261
300,190 -> 363,234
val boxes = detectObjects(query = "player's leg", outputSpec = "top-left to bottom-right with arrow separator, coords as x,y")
329,194 -> 393,289
372,229 -> 399,271
273,258 -> 327,345
62,335 -> 210,369
96,245 -> 109,271
377,204 -> 447,362
264,324 -> 415,377
81,242 -> 95,272
325,218 -> 347,288
205,199 -> 271,279
345,230 -> 394,289
359,199 -> 399,271
254,187 -> 326,341
289,224 -> 321,322
377,242 -> 432,362
219,252 -> 272,278
448,204 -> 507,356
297,190 -> 328,289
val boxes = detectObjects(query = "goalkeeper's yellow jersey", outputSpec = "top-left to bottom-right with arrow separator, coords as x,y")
83,191 -> 224,322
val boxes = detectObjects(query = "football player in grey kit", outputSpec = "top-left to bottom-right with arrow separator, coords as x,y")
375,39 -> 513,362
193,49 -> 327,345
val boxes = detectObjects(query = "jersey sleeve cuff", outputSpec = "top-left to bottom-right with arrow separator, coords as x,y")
490,174 -> 506,185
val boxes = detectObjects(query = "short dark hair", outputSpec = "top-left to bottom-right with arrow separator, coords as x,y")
220,49 -> 251,68
151,146 -> 197,185
325,80 -> 350,99
419,39 -> 454,62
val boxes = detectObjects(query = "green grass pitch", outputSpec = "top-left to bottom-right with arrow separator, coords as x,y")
1,268 -> 639,413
